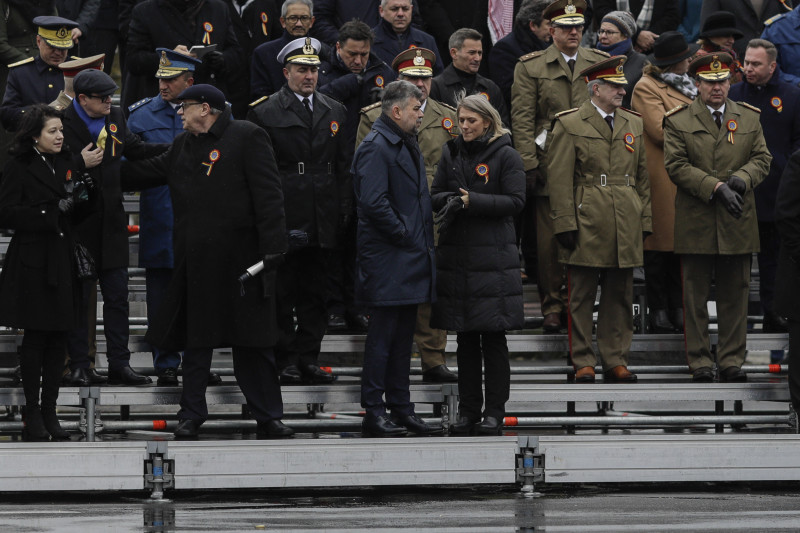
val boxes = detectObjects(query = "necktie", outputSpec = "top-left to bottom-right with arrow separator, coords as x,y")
302,97 -> 312,120
567,59 -> 575,73
713,110 -> 722,129
604,115 -> 614,131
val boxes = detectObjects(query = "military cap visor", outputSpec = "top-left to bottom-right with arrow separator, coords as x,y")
580,55 -> 628,85
690,53 -> 733,82
59,54 -> 105,77
33,16 -> 78,49
544,0 -> 586,26
392,48 -> 435,77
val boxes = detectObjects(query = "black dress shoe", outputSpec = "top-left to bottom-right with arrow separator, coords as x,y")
108,366 -> 153,386
86,368 -> 108,384
542,312 -> 562,333
41,408 -> 70,440
362,414 -> 407,437
763,311 -> 789,333
720,366 -> 748,383
475,416 -> 503,435
670,308 -> 685,332
349,313 -> 370,331
174,419 -> 202,439
301,364 -> 335,384
327,313 -> 348,330
62,367 -> 90,387
256,419 -> 295,439
208,372 -> 223,386
279,365 -> 303,384
692,367 -> 714,383
650,309 -> 675,333
392,412 -> 443,435
449,416 -> 477,435
156,368 -> 179,386
422,364 -> 458,383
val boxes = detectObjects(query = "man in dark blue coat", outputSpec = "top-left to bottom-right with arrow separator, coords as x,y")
352,80 -> 439,437
729,38 -> 800,338
312,0 -> 422,47
370,0 -> 443,76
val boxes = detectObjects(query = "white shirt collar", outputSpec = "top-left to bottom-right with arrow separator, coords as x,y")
294,92 -> 313,108
561,51 -> 578,63
707,103 -> 726,117
590,100 -> 614,120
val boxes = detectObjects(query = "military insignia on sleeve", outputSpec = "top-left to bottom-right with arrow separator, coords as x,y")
479,92 -> 490,101
624,133 -> 635,153
726,120 -> 737,144
330,121 -> 339,137
202,22 -> 214,44
261,12 -> 269,36
771,96 -> 783,113
202,149 -> 220,175
476,163 -> 489,184
375,75 -> 385,88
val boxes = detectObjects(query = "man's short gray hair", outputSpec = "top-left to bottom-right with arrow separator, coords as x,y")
587,79 -> 602,97
449,27 -> 482,51
516,0 -> 550,28
381,80 -> 422,115
281,0 -> 313,18
747,38 -> 778,63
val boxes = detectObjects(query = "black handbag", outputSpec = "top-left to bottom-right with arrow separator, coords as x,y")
73,242 -> 97,280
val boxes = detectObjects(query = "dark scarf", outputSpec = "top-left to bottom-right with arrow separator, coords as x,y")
168,0 -> 206,30
597,38 -> 632,56
379,113 -> 422,175
6,0 -> 56,23
453,66 -> 477,95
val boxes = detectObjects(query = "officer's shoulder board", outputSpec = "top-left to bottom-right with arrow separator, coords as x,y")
554,108 -> 579,119
738,101 -> 762,114
589,48 -> 611,58
360,101 -> 381,114
8,56 -> 34,68
437,100 -> 457,113
519,50 -> 546,62
249,95 -> 269,107
664,104 -> 689,118
619,107 -> 642,117
128,97 -> 153,113
764,13 -> 786,26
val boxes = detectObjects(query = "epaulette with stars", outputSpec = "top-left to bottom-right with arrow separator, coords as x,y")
128,97 -> 153,113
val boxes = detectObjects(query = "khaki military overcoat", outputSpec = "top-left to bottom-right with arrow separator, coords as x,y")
510,45 -> 608,196
663,97 -> 771,255
548,101 -> 652,268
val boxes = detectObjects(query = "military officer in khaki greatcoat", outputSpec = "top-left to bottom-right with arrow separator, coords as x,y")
356,47 -> 459,383
548,56 -> 651,383
511,0 -> 608,333
663,53 -> 771,383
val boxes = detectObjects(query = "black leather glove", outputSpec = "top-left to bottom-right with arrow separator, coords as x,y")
262,253 -> 284,272
203,50 -> 225,72
72,179 -> 90,204
368,86 -> 384,104
525,168 -> 540,193
434,195 -> 464,235
57,197 -> 74,215
81,173 -> 95,191
727,175 -> 746,195
715,183 -> 743,219
555,230 -> 578,250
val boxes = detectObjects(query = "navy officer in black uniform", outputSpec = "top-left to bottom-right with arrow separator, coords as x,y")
0,16 -> 79,131
247,37 -> 349,385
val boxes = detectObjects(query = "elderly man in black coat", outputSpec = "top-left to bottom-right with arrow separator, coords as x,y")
352,80 -> 440,437
123,84 -> 293,440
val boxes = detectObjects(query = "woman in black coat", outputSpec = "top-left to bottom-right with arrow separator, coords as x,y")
0,104 -> 88,441
430,94 -> 525,436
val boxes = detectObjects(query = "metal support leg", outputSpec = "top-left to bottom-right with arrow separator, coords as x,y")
517,436 -> 543,497
443,384 -> 458,433
145,441 -> 174,501
715,400 -> 724,434
80,387 -> 102,442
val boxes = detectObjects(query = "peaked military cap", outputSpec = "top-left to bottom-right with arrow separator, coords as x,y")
59,54 -> 105,77
580,55 -> 628,85
33,16 -> 79,49
155,48 -> 202,79
543,0 -> 586,26
277,37 -> 321,66
392,48 -> 436,77
689,52 -> 733,82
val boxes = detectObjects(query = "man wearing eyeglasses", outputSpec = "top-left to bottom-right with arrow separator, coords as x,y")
61,69 -> 167,386
250,0 -> 330,99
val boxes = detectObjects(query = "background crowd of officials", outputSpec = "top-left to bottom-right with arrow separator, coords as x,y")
0,0 -> 798,440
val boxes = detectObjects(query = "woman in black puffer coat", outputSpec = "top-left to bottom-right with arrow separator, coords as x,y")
430,94 -> 525,436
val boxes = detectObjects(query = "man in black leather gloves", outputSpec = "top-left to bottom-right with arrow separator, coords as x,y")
664,53 -> 771,383
123,84 -> 293,440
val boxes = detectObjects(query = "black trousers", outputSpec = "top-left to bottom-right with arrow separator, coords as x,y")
788,320 -> 800,412
325,218 -> 362,318
455,331 -> 510,421
644,250 -> 682,312
20,330 -> 66,409
757,220 -> 780,315
275,247 -> 327,370
361,304 -> 417,418
178,346 -> 283,423
80,29 -> 120,75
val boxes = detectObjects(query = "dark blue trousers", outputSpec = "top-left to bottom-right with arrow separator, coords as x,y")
67,267 -> 130,371
146,267 -> 182,372
178,346 -> 283,423
361,304 -> 418,418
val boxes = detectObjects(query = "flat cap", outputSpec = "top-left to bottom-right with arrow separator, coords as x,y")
155,48 -> 202,79
277,37 -> 321,66
176,84 -> 226,110
392,47 -> 436,77
59,54 -> 105,77
580,55 -> 627,85
33,16 -> 79,49
689,52 -> 733,82
74,69 -> 118,97
543,0 -> 586,26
